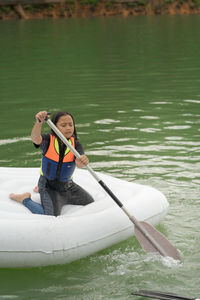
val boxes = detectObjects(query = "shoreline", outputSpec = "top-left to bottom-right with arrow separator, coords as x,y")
0,0 -> 200,20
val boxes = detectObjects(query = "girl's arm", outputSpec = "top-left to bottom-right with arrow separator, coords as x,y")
75,155 -> 89,168
31,111 -> 48,145
75,140 -> 89,168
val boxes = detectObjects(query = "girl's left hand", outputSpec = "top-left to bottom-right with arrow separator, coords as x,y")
75,155 -> 89,168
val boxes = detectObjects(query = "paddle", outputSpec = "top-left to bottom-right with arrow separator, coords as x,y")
132,290 -> 198,300
45,116 -> 180,260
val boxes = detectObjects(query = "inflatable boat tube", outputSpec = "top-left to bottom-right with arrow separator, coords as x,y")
0,167 -> 168,268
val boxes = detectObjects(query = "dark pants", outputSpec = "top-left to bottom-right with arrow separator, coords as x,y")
23,198 -> 45,214
36,175 -> 94,216
38,175 -> 54,215
47,181 -> 94,216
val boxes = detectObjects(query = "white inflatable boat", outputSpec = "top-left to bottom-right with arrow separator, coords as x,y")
0,167 -> 168,268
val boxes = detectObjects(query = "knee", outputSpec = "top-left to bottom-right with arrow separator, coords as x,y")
86,194 -> 94,205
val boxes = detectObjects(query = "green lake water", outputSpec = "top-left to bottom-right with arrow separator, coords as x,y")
0,15 -> 200,299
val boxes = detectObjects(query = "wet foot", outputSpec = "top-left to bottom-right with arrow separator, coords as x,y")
9,192 -> 31,203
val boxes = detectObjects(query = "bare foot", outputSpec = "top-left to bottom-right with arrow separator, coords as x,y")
9,192 -> 31,203
33,186 -> 39,193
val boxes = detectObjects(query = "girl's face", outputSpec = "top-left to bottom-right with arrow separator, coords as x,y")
56,115 -> 74,139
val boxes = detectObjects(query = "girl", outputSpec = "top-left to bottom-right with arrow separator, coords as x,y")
9,111 -> 94,216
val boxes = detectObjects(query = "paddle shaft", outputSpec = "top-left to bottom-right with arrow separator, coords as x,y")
45,118 -> 172,257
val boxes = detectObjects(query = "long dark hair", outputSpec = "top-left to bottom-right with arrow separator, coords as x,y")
50,111 -> 78,140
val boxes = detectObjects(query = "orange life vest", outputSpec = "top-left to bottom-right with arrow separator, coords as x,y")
41,135 -> 75,182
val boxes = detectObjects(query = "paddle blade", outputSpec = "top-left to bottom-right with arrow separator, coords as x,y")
131,290 -> 195,300
134,221 -> 180,260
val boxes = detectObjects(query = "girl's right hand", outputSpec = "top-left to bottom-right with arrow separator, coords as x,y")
35,111 -> 48,123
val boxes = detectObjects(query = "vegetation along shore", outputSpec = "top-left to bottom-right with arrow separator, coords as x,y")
0,0 -> 200,20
